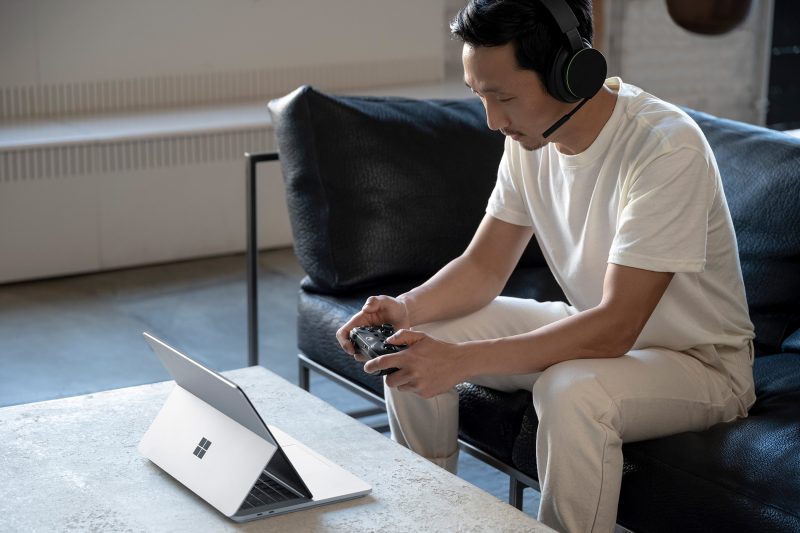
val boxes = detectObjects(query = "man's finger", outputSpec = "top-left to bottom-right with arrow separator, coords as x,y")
336,312 -> 372,353
362,295 -> 383,311
335,326 -> 355,354
363,353 -> 403,374
385,368 -> 414,390
387,329 -> 425,346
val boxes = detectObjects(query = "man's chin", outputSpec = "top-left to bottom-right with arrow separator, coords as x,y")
507,133 -> 546,152
519,139 -> 547,152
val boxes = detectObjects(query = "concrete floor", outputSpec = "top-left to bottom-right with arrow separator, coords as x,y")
0,247 -> 541,515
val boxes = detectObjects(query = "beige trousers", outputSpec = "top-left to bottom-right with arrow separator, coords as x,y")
384,297 -> 751,533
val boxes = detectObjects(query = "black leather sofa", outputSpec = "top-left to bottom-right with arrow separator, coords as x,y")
266,85 -> 800,532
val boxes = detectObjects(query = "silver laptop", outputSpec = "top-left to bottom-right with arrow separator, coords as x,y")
138,332 -> 371,522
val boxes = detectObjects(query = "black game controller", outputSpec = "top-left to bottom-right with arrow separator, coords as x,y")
349,324 -> 407,376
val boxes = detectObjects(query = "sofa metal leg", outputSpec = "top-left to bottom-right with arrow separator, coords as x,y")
299,361 -> 310,391
509,477 -> 525,510
244,151 -> 279,369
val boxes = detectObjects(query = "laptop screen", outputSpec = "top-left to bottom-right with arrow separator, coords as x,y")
143,333 -> 312,499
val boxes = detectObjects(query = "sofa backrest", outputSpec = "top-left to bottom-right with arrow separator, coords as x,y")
685,109 -> 800,356
269,86 -> 546,294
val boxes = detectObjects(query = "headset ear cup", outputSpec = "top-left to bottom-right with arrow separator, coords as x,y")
564,40 -> 607,100
547,45 -> 579,103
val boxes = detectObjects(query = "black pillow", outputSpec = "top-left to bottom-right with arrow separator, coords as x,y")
269,85 -> 544,294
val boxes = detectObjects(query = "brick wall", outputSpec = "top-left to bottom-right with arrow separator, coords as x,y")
606,0 -> 773,124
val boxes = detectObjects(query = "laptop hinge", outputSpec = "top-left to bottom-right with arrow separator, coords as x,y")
266,447 -> 313,499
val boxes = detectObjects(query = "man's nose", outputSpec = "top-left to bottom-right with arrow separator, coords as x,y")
483,100 -> 509,132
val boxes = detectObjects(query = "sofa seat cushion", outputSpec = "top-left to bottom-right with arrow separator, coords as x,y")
457,383 -> 532,465
510,403 -> 540,479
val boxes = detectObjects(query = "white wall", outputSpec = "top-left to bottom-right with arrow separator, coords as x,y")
445,0 -> 466,78
0,0 -> 447,117
1,0 -> 441,82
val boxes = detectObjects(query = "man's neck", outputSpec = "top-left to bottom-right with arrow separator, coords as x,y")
553,85 -> 618,156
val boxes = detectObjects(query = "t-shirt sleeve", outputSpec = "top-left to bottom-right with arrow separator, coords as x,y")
486,143 -> 533,227
609,146 -> 717,273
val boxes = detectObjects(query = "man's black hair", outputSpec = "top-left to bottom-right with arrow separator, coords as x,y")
450,0 -> 594,83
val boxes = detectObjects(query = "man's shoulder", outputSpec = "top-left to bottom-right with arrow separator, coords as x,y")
617,81 -> 707,151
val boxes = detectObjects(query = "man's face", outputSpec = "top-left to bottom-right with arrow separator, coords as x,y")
463,42 -> 565,151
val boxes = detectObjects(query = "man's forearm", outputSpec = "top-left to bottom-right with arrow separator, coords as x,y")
449,263 -> 674,378
459,304 -> 638,378
395,214 -> 533,329
398,254 -> 506,327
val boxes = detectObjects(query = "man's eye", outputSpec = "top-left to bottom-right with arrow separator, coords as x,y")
498,97 -> 514,103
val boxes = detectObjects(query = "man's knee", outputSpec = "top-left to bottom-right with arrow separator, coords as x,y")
532,360 -> 618,430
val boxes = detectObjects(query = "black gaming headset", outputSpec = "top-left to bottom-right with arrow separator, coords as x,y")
538,0 -> 607,103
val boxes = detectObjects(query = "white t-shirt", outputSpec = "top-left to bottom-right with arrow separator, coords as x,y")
487,78 -> 755,404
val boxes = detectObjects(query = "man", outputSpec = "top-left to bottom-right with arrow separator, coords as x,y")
336,0 -> 756,531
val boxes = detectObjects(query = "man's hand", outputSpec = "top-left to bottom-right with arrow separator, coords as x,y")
364,329 -> 469,399
335,295 -> 411,355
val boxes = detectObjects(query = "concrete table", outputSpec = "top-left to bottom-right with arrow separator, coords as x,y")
0,366 -> 551,532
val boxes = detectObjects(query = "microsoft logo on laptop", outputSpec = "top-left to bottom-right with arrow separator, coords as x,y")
193,437 -> 212,459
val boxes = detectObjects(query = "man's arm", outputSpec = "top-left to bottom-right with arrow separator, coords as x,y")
460,263 -> 674,375
398,213 -> 534,326
335,214 -> 531,353
368,263 -> 674,398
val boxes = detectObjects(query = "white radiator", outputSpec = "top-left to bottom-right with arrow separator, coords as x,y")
0,126 -> 290,283
1,129 -> 272,181
0,58 -> 443,120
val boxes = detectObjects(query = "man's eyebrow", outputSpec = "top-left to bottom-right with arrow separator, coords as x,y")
464,82 -> 504,95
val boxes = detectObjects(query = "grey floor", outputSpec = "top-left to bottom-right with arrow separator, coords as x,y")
0,247 -> 540,515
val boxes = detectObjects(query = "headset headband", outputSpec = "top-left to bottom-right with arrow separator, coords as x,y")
539,0 -> 583,53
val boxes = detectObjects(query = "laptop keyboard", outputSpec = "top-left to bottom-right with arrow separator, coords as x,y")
240,470 -> 299,510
